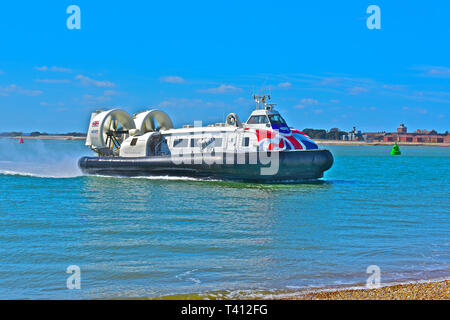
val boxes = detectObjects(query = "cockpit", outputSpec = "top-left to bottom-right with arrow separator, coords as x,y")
246,115 -> 269,124
268,114 -> 287,126
246,114 -> 288,126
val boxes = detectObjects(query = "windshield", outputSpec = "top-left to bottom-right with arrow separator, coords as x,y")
247,115 -> 269,124
268,114 -> 287,126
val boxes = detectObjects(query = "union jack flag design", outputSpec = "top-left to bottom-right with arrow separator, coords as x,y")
244,128 -> 319,151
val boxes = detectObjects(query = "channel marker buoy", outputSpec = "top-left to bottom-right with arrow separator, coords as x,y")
19,136 -> 24,144
390,143 -> 401,155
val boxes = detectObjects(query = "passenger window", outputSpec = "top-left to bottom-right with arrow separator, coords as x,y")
173,138 -> 188,148
243,137 -> 250,147
214,138 -> 222,147
192,138 -> 202,148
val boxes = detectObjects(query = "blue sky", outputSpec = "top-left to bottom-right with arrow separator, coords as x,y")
0,0 -> 449,133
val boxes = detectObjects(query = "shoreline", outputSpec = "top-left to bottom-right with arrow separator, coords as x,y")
281,279 -> 450,300
150,277 -> 450,300
4,135 -> 86,141
315,139 -> 450,147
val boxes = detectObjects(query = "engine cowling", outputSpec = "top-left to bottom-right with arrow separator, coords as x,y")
85,109 -> 136,156
133,109 -> 174,134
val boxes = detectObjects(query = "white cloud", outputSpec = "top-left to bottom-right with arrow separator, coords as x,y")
82,94 -> 112,105
158,97 -> 210,108
382,84 -> 405,91
198,84 -> 243,94
347,86 -> 368,95
402,106 -> 428,114
234,97 -> 252,105
429,68 -> 450,75
416,108 -> 428,114
103,90 -> 120,96
35,79 -> 71,84
419,66 -> 450,77
318,77 -> 341,86
75,74 -> 115,87
35,66 -> 72,73
294,98 -> 319,109
301,98 -> 319,105
50,66 -> 71,73
278,82 -> 292,88
159,76 -> 185,84
80,91 -> 122,105
0,84 -> 43,97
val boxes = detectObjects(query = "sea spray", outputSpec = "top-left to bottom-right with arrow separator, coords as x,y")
0,138 -> 92,178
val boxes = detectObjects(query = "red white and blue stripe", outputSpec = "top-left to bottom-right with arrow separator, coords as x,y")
244,128 -> 319,151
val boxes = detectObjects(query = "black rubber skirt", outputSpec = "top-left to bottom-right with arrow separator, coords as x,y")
78,149 -> 334,182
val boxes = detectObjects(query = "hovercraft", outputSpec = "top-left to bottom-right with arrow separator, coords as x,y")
78,95 -> 333,182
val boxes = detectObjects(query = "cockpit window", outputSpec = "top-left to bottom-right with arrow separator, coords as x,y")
247,115 -> 269,124
247,116 -> 257,124
268,114 -> 287,125
259,116 -> 269,124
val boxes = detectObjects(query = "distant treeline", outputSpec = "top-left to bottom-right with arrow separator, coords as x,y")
0,131 -> 86,137
0,132 -> 23,137
302,128 -> 348,140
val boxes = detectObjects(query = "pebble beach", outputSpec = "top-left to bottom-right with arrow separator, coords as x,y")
286,280 -> 450,300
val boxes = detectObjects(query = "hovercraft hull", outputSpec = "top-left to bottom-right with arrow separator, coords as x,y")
78,149 -> 333,182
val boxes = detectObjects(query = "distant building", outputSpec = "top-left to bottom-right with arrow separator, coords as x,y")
397,124 -> 407,134
342,127 -> 364,141
363,132 -> 386,142
382,124 -> 447,143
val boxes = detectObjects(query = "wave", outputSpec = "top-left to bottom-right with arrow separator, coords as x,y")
90,174 -> 222,182
0,170 -> 220,181
0,169 -> 82,179
262,276 -> 450,300
151,275 -> 450,300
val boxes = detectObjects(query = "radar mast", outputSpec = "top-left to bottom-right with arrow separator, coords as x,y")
253,93 -> 277,110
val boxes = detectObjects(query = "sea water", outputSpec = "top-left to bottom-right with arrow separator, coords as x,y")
0,138 -> 448,299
